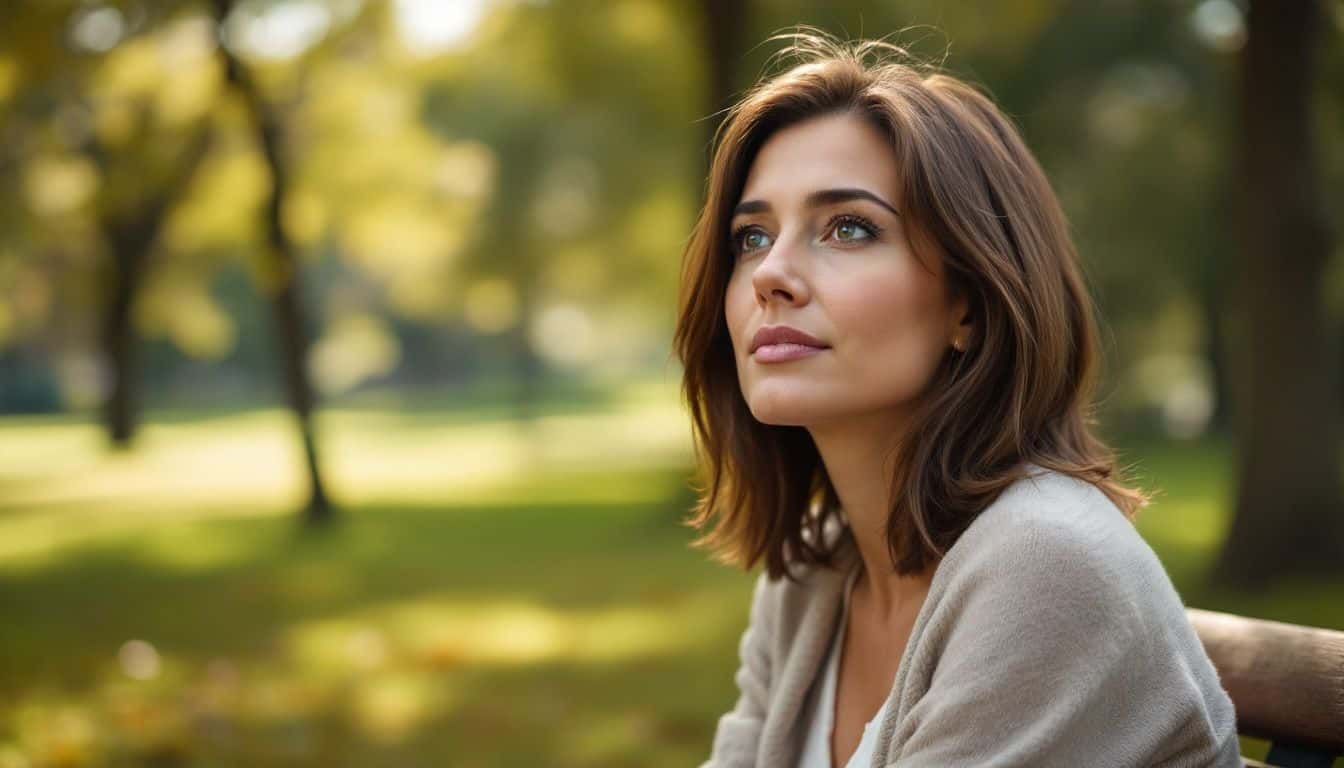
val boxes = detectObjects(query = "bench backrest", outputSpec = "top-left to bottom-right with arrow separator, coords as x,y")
1187,608 -> 1344,768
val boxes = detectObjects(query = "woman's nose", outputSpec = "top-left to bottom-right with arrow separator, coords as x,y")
751,236 -> 810,307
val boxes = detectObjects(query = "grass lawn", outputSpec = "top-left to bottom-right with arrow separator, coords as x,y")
1,381 -> 1340,766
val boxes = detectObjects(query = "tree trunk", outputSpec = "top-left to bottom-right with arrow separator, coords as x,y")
1198,180 -> 1234,436
1215,0 -> 1344,587
212,0 -> 332,525
102,240 -> 143,446
98,129 -> 212,448
510,283 -> 541,423
698,0 -> 746,177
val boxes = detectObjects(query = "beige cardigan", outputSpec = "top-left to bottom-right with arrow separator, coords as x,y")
701,468 -> 1242,767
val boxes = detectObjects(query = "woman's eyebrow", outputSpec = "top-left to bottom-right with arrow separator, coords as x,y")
808,188 -> 901,217
732,187 -> 901,218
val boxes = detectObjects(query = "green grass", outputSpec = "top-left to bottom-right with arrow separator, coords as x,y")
1,490 -> 743,767
1,390 -> 1341,766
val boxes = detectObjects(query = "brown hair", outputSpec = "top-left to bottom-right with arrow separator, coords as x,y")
674,32 -> 1150,582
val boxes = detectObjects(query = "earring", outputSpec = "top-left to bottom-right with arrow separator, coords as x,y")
952,338 -> 963,352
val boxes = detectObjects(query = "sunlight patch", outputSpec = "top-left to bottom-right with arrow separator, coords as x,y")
284,596 -> 710,674
348,671 -> 448,743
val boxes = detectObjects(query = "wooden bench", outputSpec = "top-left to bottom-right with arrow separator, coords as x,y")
1187,608 -> 1344,768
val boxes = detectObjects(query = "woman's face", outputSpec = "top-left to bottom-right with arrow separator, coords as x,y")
724,111 -> 970,430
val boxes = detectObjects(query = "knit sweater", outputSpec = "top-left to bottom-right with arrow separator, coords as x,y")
700,467 -> 1243,767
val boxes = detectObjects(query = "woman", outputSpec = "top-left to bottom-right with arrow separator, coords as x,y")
674,33 -> 1241,768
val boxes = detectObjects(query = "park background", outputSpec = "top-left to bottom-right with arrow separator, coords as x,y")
1,0 -> 1342,766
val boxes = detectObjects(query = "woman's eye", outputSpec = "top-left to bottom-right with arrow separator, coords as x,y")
734,227 -> 772,254
831,217 -> 876,243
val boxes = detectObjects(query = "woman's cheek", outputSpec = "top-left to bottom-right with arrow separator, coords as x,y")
724,273 -> 752,355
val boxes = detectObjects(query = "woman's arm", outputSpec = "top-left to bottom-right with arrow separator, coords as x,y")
700,571 -> 775,768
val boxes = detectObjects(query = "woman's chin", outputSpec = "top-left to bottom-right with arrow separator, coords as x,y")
746,397 -> 821,427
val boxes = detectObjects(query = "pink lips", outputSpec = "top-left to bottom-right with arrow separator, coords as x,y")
750,325 -> 829,363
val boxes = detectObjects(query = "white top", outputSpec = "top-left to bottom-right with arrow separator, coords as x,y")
795,563 -> 891,768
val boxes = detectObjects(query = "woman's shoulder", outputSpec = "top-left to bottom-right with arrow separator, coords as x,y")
897,467 -> 1240,765
958,464 -> 1151,565
935,464 -> 1180,630
749,464 -> 1172,642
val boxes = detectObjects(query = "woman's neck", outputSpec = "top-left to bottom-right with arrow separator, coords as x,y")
809,414 -> 936,619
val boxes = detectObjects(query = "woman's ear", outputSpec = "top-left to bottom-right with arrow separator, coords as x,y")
949,292 -> 974,351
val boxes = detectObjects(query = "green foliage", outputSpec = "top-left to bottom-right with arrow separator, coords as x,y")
2,0 -> 1341,425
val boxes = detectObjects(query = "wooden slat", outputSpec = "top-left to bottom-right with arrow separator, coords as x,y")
1187,608 -> 1344,754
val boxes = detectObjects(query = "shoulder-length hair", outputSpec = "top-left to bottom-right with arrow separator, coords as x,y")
673,33 -> 1150,582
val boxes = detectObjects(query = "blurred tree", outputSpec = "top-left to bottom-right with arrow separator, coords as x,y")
0,0 -> 216,442
210,0 -> 331,524
1216,0 -> 1344,584
3,0 -> 1340,495
95,124 -> 213,445
419,0 -> 702,414
697,0 -> 747,175
0,0 -> 346,520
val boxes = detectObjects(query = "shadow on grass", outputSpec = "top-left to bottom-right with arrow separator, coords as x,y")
0,468 -> 748,767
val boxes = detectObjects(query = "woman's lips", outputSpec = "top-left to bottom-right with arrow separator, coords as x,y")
749,324 -> 829,362
753,343 -> 827,363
